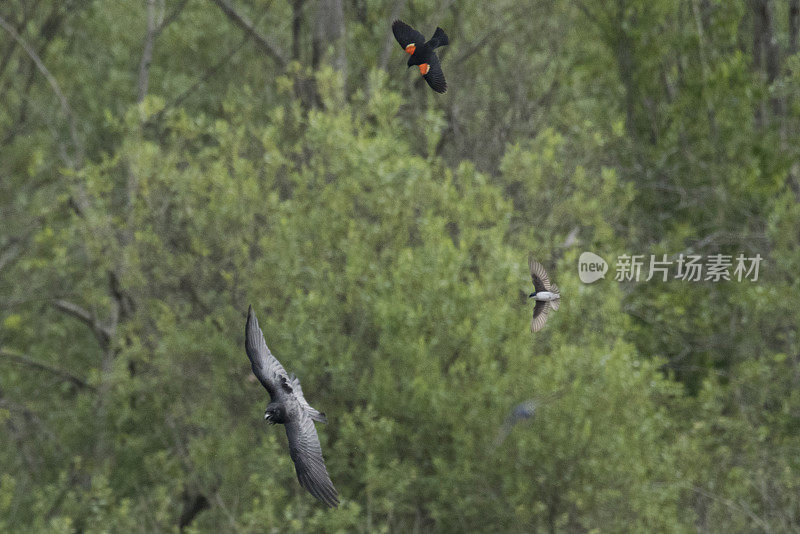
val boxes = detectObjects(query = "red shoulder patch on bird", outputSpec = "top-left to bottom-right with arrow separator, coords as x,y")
405,43 -> 416,54
419,63 -> 430,75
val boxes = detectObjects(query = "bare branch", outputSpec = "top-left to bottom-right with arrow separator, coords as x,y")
452,21 -> 507,67
208,0 -> 288,68
137,0 -> 158,103
155,0 -> 189,37
791,0 -> 799,55
136,0 -> 190,104
0,10 -> 32,80
0,349 -> 94,390
378,0 -> 408,70
158,34 -> 250,117
52,299 -> 112,347
0,14 -> 82,165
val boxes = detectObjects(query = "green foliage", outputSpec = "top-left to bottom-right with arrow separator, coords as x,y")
2,0 -> 799,531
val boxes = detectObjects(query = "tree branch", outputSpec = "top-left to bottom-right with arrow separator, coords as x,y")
791,0 -> 799,55
0,9 -> 33,81
378,0 -> 408,70
156,33 -> 250,119
0,13 -> 82,165
156,0 -> 189,37
208,0 -> 288,68
0,349 -> 94,390
52,299 -> 112,347
137,0 -> 158,103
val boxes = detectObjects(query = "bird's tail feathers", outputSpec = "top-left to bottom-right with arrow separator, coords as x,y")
431,27 -> 449,47
309,408 -> 327,424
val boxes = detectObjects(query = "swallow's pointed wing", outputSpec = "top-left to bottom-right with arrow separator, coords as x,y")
285,412 -> 339,507
549,283 -> 560,310
392,20 -> 425,52
245,306 -> 292,399
528,254 -> 552,292
530,301 -> 551,332
422,53 -> 447,93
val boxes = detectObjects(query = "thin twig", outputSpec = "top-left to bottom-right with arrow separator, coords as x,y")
0,349 -> 94,390
164,34 -> 249,114
155,0 -> 189,37
52,299 -> 112,347
208,0 -> 287,67
137,0 -> 158,103
377,0 -> 407,70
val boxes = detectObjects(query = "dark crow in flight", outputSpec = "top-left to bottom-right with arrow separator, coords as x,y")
392,20 -> 449,93
244,306 -> 339,508
528,254 -> 561,332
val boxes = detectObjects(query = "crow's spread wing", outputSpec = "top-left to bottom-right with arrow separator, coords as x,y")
530,301 -> 551,332
392,20 -> 426,51
245,306 -> 292,399
285,412 -> 339,507
422,53 -> 447,93
528,254 -> 552,292
289,373 -> 327,423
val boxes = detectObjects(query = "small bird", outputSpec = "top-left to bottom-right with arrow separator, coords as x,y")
528,254 -> 561,332
392,20 -> 449,93
493,400 -> 538,447
244,306 -> 339,508
493,388 -> 568,447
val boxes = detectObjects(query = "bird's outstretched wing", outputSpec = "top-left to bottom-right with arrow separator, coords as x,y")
285,412 -> 339,508
528,254 -> 552,292
549,282 -> 560,311
245,306 -> 292,399
289,373 -> 328,423
392,20 -> 425,52
530,301 -> 551,332
422,53 -> 447,93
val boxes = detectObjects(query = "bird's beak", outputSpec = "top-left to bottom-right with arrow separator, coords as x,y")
528,293 -> 535,298
264,412 -> 270,421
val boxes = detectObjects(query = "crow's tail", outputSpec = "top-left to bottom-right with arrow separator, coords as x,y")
308,408 -> 327,424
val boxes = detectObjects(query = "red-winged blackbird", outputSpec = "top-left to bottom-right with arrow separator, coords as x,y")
392,20 -> 449,93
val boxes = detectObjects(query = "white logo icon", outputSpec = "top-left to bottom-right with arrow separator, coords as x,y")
579,252 -> 608,283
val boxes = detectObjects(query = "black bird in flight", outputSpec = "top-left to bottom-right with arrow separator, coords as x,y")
528,254 -> 561,332
244,306 -> 339,508
392,20 -> 449,93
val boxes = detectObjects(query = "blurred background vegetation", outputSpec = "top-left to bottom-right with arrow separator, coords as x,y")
1,0 -> 799,531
